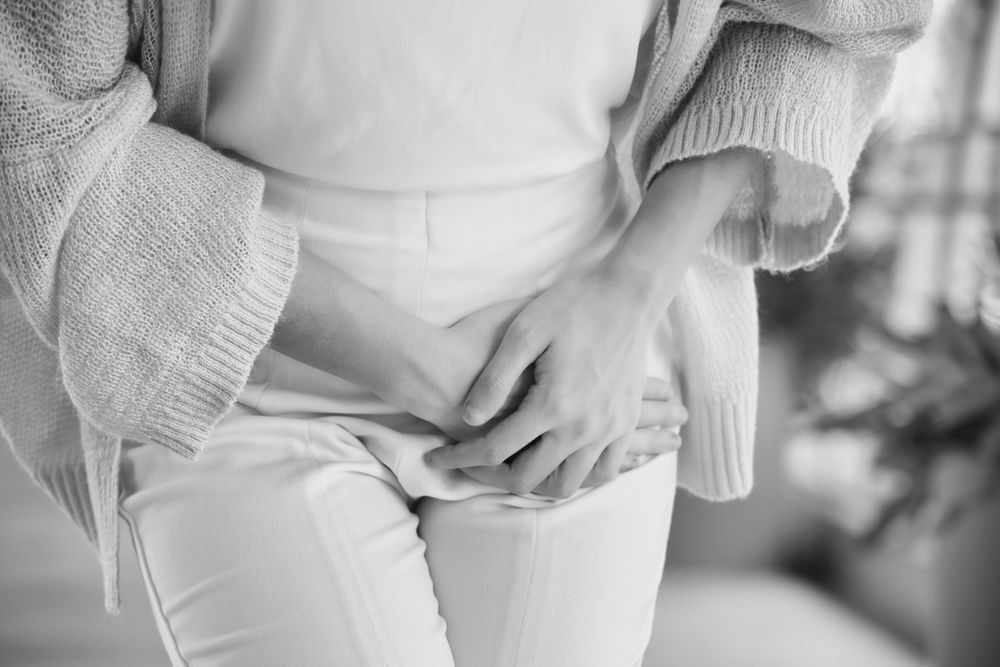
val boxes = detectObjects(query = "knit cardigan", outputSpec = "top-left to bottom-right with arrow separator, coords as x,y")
0,0 -> 929,612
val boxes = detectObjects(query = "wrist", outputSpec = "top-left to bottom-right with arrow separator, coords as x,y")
591,259 -> 673,332
593,148 -> 761,326
377,323 -> 457,416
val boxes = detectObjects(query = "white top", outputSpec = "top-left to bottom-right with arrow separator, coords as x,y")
206,0 -> 659,190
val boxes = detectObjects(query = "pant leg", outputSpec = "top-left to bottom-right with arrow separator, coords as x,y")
119,413 -> 455,667
419,452 -> 678,667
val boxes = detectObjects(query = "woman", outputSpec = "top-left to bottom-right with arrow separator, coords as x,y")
0,1 -> 928,664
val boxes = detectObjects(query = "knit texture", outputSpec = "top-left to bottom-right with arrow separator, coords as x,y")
0,0 -> 299,611
0,0 -> 928,611
631,0 -> 929,499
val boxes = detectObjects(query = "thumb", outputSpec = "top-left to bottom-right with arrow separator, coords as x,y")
463,323 -> 544,426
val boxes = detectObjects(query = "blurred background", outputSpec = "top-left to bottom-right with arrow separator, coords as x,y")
4,1 -> 1000,665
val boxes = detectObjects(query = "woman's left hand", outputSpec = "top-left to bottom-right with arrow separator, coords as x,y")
425,263 -> 667,497
453,378 -> 686,497
425,149 -> 763,497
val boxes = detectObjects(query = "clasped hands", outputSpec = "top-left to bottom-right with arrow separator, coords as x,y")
272,151 -> 758,498
410,264 -> 687,499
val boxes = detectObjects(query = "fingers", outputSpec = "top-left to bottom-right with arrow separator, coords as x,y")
499,368 -> 534,415
536,427 -> 680,495
581,437 -> 629,487
457,464 -> 514,490
463,321 -> 547,426
531,444 -> 605,498
638,375 -> 686,429
625,428 -> 682,455
429,414 -> 681,481
507,431 -> 578,495
642,376 -> 674,401
637,400 -> 688,429
618,452 -> 652,474
454,428 -> 682,497
426,406 -> 548,469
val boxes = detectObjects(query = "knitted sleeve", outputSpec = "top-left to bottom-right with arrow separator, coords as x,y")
634,0 -> 932,271
0,2 -> 298,457
629,1 -> 930,502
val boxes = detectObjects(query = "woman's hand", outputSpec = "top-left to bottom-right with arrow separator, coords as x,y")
424,149 -> 763,497
403,299 -> 534,442
401,298 -> 687,454
455,374 -> 686,496
425,264 -> 672,497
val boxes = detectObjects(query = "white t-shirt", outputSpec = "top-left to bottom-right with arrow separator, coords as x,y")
206,0 -> 659,190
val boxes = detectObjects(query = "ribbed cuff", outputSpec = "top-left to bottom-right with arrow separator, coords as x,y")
140,209 -> 298,458
646,99 -> 851,272
670,255 -> 759,502
676,397 -> 756,500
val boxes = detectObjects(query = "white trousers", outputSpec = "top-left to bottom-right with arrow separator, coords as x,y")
120,150 -> 680,665
120,415 -> 677,666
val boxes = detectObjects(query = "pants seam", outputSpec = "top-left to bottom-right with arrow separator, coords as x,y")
119,505 -> 191,667
417,190 -> 430,318
510,509 -> 541,667
296,176 -> 313,232
303,419 -> 403,666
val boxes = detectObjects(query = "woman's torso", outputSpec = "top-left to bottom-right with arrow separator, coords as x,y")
206,0 -> 660,190
206,1 -> 673,419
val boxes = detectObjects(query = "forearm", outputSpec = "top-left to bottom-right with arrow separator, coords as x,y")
600,147 -> 762,322
270,248 -> 443,406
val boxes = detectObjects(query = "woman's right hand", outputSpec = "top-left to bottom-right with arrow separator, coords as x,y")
269,252 -> 683,464
403,299 -> 534,442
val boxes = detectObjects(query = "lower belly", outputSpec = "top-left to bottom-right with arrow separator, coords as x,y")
240,149 -> 653,416
265,147 -> 632,325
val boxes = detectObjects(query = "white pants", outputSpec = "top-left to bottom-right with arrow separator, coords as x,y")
120,415 -> 677,666
120,149 -> 680,665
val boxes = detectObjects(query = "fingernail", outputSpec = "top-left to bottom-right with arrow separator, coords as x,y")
424,449 -> 442,465
463,406 -> 487,426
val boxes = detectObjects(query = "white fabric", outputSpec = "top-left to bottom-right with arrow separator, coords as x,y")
120,2 -> 680,663
206,0 -> 660,190
235,151 -> 678,500
120,413 -> 677,666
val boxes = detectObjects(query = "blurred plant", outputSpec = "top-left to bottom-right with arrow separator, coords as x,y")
797,303 -> 1000,544
757,245 -> 894,382
771,0 -> 1000,544
775,196 -> 1000,544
